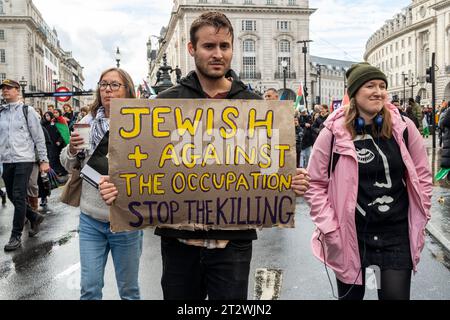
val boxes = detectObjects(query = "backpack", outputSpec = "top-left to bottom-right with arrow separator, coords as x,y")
327,118 -> 410,178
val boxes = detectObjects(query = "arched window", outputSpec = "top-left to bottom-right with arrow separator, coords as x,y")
242,39 -> 257,79
277,40 -> 291,78
423,47 -> 430,70
0,1 -> 4,14
279,40 -> 290,53
243,39 -> 255,53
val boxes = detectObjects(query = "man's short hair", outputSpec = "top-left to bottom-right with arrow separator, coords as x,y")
265,88 -> 278,95
190,11 -> 234,48
264,88 -> 279,100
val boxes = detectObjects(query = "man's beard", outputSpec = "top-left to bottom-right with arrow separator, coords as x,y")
195,58 -> 229,80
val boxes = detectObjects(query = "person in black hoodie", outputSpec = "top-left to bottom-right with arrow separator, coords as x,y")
41,112 -> 66,176
100,11 -> 310,301
298,107 -> 314,168
311,104 -> 330,143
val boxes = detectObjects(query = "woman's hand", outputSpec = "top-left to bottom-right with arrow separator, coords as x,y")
291,168 -> 310,196
69,132 -> 85,156
99,176 -> 118,206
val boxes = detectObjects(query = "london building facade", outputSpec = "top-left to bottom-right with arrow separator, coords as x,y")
148,0 -> 315,100
364,0 -> 450,106
0,0 -> 85,111
309,55 -> 355,107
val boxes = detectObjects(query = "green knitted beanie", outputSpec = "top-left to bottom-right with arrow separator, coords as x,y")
346,62 -> 388,98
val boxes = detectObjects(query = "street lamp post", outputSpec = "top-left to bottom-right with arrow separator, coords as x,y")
115,47 -> 121,68
52,79 -> 60,109
401,72 -> 408,107
316,64 -> 325,105
19,77 -> 27,102
281,59 -> 288,95
408,74 -> 419,100
297,40 -> 313,111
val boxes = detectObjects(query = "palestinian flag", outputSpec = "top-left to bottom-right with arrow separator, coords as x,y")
294,82 -> 305,110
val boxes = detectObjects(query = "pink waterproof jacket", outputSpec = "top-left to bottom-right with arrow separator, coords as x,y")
304,104 -> 432,285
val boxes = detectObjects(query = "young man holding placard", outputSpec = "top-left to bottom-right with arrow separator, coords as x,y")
100,11 -> 310,300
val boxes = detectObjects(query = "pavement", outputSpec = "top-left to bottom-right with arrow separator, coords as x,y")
423,135 -> 450,254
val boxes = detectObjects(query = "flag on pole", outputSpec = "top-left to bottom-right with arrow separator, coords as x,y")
294,81 -> 305,110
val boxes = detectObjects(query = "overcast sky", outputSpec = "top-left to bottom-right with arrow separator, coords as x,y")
33,0 -> 411,89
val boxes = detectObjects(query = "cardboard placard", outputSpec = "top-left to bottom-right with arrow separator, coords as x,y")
109,99 -> 296,232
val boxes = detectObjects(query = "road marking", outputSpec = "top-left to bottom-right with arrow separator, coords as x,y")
254,268 -> 283,300
427,222 -> 450,252
55,262 -> 80,280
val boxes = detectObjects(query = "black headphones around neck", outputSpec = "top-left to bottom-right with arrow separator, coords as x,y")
354,114 -> 383,134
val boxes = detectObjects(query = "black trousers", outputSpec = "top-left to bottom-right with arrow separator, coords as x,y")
2,163 -> 39,238
296,147 -> 301,168
160,237 -> 252,300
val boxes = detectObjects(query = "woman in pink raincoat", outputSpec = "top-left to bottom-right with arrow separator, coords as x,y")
305,63 -> 432,300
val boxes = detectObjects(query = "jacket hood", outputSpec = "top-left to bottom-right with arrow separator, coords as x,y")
179,70 -> 249,98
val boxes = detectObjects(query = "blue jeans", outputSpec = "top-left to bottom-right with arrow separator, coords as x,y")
79,213 -> 143,300
300,146 -> 312,168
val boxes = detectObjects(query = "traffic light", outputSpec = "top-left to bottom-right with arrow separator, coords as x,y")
426,66 -> 434,83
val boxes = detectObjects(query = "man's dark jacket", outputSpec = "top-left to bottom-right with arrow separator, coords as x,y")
155,70 -> 262,241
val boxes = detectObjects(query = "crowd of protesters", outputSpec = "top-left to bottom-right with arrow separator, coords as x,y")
270,86 -> 447,169
0,83 -> 89,250
0,10 -> 441,302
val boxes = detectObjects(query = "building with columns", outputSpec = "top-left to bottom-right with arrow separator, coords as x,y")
0,0 -> 85,111
364,0 -> 450,106
148,0 -> 315,100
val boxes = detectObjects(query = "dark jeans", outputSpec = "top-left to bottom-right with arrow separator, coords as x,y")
160,237 -> 252,300
2,163 -> 39,238
296,146 -> 301,168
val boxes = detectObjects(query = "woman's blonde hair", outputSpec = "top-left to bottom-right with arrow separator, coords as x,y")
344,98 -> 392,139
90,68 -> 136,118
